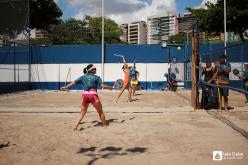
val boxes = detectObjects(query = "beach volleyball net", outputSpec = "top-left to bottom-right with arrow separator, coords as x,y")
199,42 -> 248,109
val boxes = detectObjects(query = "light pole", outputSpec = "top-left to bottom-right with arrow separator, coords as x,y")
101,0 -> 104,82
224,0 -> 227,55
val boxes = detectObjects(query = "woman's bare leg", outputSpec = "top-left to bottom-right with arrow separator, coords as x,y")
116,86 -> 127,103
132,86 -> 136,96
74,103 -> 89,130
92,101 -> 108,127
128,87 -> 133,102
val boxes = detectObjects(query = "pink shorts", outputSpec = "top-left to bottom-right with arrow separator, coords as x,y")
82,91 -> 100,106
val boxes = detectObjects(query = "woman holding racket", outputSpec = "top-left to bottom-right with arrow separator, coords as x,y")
60,64 -> 113,130
129,61 -> 140,96
116,63 -> 133,103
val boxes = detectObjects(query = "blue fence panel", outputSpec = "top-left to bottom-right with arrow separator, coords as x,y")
105,44 -> 167,63
0,46 -> 29,64
1,43 -> 246,65
32,45 -> 102,64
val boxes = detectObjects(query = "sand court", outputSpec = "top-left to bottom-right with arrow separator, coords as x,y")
0,90 -> 248,165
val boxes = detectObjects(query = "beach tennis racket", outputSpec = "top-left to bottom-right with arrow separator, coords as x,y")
113,79 -> 124,90
232,69 -> 239,75
113,54 -> 126,63
59,86 -> 70,91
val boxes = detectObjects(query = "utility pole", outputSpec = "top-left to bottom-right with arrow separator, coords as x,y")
101,0 -> 105,82
168,47 -> 171,90
224,0 -> 227,55
191,28 -> 200,110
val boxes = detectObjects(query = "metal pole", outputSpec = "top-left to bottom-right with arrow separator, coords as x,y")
28,0 -> 32,88
101,0 -> 104,82
58,64 -> 60,90
224,0 -> 227,55
184,44 -> 186,81
168,47 -> 171,90
187,33 -> 189,45
14,42 -> 16,83
191,36 -> 196,109
186,33 -> 189,80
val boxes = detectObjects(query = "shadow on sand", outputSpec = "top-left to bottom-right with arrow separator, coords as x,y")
77,146 -> 147,165
78,118 -> 135,131
0,142 -> 16,149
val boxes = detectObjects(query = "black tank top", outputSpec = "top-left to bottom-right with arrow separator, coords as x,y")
203,67 -> 213,82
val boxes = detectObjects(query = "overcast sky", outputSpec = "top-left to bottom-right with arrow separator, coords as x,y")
54,0 -> 217,24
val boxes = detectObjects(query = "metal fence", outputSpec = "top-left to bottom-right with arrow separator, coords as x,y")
0,0 -> 30,93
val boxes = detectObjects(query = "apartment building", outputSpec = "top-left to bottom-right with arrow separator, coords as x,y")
147,14 -> 177,44
128,21 -> 147,44
120,24 -> 128,43
177,13 -> 196,34
177,13 -> 206,41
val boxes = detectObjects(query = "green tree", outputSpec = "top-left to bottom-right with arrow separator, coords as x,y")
30,38 -> 52,45
48,17 -> 123,45
167,33 -> 189,44
86,17 -> 123,44
0,0 -> 62,40
30,0 -> 62,30
188,0 -> 248,41
48,18 -> 87,45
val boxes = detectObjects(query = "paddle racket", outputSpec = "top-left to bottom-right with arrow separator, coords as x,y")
113,54 -> 126,63
232,69 -> 239,75
113,79 -> 124,90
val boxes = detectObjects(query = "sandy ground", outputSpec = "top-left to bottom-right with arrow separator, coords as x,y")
0,90 -> 248,165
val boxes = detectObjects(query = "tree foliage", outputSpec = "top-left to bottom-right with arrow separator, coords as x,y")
48,18 -> 87,45
47,17 -> 123,45
30,0 -> 62,30
31,38 -> 52,45
188,0 -> 248,41
0,0 -> 62,39
86,17 -> 123,44
167,33 -> 189,44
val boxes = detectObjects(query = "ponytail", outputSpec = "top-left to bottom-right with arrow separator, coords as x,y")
83,68 -> 88,74
83,64 -> 94,74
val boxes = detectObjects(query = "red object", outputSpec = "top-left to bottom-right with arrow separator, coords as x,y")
82,94 -> 100,106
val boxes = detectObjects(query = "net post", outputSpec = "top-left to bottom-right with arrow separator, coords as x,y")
191,34 -> 200,110
168,47 -> 171,90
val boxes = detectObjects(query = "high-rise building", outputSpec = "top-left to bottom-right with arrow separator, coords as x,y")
177,13 -> 196,34
147,14 -> 177,44
120,24 -> 128,43
35,29 -> 48,39
128,21 -> 147,44
177,13 -> 207,42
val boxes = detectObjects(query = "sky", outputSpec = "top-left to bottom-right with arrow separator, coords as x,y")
54,0 -> 217,24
